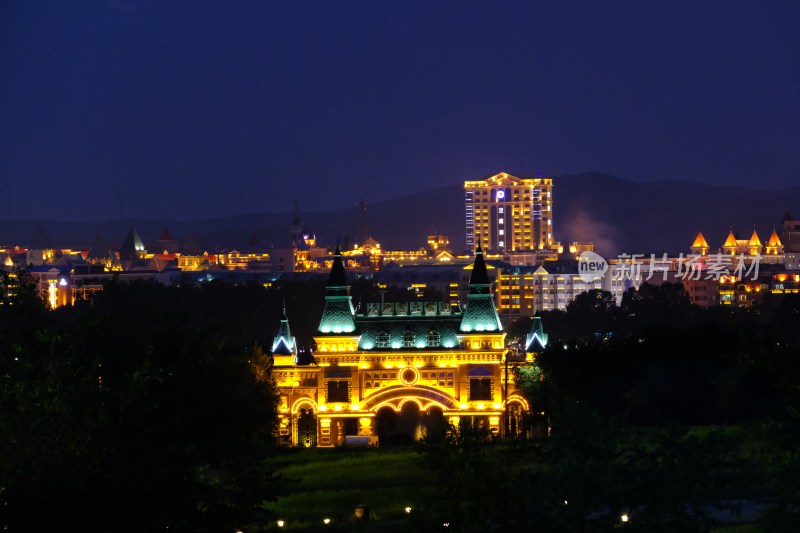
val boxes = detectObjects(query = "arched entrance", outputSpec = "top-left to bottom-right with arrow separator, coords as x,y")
395,401 -> 421,444
422,406 -> 445,439
376,402 -> 422,445
297,408 -> 317,447
375,406 -> 397,445
506,396 -> 534,438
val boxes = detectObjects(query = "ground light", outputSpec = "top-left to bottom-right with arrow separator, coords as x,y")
404,506 -> 412,514
621,512 -> 630,523
276,519 -> 285,528
323,518 -> 332,525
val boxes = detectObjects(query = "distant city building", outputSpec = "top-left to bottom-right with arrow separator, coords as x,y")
602,226 -> 799,309
493,260 -> 604,321
781,211 -> 800,253
464,172 -> 558,255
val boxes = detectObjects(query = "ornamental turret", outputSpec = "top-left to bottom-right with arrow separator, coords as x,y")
317,246 -> 356,334
765,229 -> 784,255
690,231 -> 710,256
271,304 -> 296,363
459,245 -> 502,333
525,316 -> 549,355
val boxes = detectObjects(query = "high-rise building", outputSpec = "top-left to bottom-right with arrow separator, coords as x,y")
464,172 -> 555,253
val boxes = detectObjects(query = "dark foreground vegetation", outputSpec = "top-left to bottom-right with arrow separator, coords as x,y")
2,272 -> 800,531
0,274 -> 286,532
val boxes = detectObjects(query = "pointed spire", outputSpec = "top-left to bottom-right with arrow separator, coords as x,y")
765,229 -> 784,255
460,244 -> 502,333
327,246 -> 348,287
691,231 -> 710,256
318,246 -> 356,334
525,316 -> 549,353
691,231 -> 709,249
271,305 -> 296,356
767,229 -> 783,247
32,225 -> 53,250
87,234 -> 113,260
469,244 -> 491,286
748,229 -> 762,247
723,230 -> 738,248
120,226 -> 145,261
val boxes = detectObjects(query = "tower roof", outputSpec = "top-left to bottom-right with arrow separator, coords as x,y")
318,246 -> 356,334
691,231 -> 709,249
723,230 -> 738,248
525,316 -> 549,353
327,246 -> 348,287
159,227 -> 174,241
468,245 -> 491,285
459,245 -> 502,333
87,234 -> 114,260
748,229 -> 762,247
120,226 -> 145,260
32,225 -> 53,250
271,306 -> 296,356
767,229 -> 783,247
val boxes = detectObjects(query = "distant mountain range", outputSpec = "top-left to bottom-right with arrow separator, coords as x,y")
2,172 -> 798,257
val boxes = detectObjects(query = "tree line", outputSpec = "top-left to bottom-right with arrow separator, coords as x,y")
0,274 -> 290,532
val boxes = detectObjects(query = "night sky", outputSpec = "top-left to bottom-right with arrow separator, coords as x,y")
2,1 -> 799,221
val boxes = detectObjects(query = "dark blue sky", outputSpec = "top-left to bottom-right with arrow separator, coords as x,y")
2,1 -> 799,221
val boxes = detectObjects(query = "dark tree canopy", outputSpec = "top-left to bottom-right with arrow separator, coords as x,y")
1,279 -> 283,532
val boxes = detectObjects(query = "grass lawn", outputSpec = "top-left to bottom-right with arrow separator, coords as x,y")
263,433 -> 773,531
266,446 -> 436,531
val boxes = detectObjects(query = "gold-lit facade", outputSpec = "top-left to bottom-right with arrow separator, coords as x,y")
272,247 -> 540,447
465,172 -> 557,253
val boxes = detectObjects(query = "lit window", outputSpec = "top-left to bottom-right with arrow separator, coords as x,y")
326,380 -> 349,403
403,331 -> 414,348
469,378 -> 492,401
376,331 -> 390,348
427,330 -> 441,348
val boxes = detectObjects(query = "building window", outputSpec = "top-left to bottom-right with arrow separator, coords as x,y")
326,380 -> 349,403
427,330 -> 440,348
469,378 -> 492,401
376,331 -> 390,348
403,331 -> 415,348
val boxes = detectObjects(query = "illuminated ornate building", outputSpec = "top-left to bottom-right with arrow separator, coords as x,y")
464,172 -> 558,254
272,246 -> 538,447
